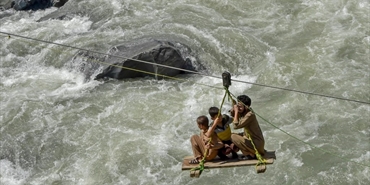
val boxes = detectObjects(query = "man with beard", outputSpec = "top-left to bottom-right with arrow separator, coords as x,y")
230,95 -> 265,159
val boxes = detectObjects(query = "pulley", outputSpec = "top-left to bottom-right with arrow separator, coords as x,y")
222,71 -> 231,88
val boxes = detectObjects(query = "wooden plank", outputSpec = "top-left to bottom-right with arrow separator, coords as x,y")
182,151 -> 276,170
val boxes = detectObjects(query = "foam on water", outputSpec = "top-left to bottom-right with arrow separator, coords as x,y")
0,159 -> 30,185
1,0 -> 369,184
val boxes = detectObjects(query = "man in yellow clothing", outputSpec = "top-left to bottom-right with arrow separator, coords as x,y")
230,95 -> 265,159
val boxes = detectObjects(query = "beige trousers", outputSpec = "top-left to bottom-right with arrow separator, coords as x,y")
190,135 -> 218,161
231,133 -> 265,157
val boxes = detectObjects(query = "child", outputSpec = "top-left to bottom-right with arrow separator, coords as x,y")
189,115 -> 224,164
209,107 -> 239,159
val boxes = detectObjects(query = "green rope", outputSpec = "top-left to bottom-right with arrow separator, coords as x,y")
2,31 -> 369,105
3,31 -> 368,168
228,92 -> 370,168
250,107 -> 370,168
218,87 -> 229,116
190,139 -> 209,174
190,87 -> 229,174
245,131 -> 267,170
227,91 -> 267,170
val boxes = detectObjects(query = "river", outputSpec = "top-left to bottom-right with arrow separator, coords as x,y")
0,0 -> 369,184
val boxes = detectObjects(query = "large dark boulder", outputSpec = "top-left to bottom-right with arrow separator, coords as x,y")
69,39 -> 203,81
1,0 -> 68,11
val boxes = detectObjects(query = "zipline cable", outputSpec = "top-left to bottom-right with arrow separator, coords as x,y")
190,87 -> 229,177
0,31 -> 225,90
1,31 -> 369,105
0,31 -> 203,74
231,78 -> 370,105
1,31 -> 368,168
228,92 -> 370,168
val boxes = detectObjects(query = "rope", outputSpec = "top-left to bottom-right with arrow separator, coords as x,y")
245,131 -> 268,170
1,31 -> 368,168
190,87 -> 229,174
251,107 -> 370,168
230,90 -> 268,170
231,79 -> 370,105
0,31 -> 200,74
218,87 -> 229,116
190,139 -> 209,173
1,31 -> 369,105
229,92 -> 370,168
0,31 -> 226,90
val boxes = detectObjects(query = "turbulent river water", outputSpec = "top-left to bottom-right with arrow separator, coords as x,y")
0,0 -> 369,184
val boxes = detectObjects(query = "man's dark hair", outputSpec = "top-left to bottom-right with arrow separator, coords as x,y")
208,107 -> 219,118
196,115 -> 209,127
237,95 -> 252,106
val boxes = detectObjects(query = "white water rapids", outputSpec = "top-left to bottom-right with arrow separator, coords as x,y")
0,0 -> 369,184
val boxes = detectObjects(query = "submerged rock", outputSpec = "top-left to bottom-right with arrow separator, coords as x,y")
36,5 -> 78,22
0,0 -> 14,10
